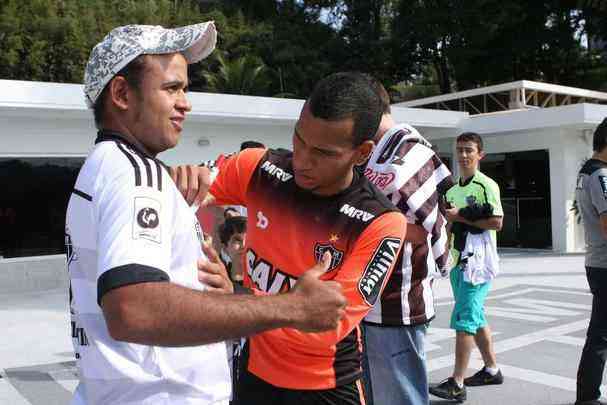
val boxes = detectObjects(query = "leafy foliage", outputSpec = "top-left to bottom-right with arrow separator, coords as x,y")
1,0 -> 605,98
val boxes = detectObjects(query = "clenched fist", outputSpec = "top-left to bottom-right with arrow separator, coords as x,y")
289,251 -> 347,332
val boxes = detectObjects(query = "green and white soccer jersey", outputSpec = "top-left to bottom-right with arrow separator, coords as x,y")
446,171 -> 503,263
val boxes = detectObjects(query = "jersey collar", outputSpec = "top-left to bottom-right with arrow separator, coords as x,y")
95,129 -> 168,169
459,171 -> 478,187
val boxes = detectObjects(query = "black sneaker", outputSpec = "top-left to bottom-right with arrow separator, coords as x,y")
464,367 -> 504,386
429,377 -> 467,402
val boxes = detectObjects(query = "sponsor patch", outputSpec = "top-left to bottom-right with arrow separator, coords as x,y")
339,203 -> 375,222
133,197 -> 161,243
314,243 -> 344,272
599,175 -> 607,197
261,160 -> 293,182
358,237 -> 402,305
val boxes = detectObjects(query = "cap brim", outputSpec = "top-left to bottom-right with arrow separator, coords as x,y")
155,21 -> 217,64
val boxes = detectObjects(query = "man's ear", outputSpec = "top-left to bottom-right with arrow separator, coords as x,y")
108,76 -> 130,111
354,140 -> 375,166
478,150 -> 486,160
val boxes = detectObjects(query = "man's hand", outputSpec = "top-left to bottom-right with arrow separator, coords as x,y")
169,165 -> 211,207
445,206 -> 460,223
289,252 -> 347,332
198,241 -> 233,294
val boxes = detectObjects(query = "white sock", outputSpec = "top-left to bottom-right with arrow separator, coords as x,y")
485,366 -> 499,376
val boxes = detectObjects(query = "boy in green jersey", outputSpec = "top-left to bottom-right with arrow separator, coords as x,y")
430,132 -> 504,402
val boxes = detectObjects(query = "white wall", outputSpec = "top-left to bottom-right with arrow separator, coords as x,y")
160,122 -> 294,165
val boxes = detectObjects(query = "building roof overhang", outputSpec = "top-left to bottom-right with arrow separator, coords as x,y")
0,80 -> 467,131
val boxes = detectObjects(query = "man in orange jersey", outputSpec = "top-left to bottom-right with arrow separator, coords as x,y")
175,72 -> 407,405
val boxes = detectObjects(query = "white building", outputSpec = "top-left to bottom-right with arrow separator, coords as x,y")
1,79 -> 606,290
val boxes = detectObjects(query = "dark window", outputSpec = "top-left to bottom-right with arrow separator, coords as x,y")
0,158 -> 84,258
481,150 -> 552,249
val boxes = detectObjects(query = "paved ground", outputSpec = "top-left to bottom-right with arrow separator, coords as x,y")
0,251 -> 601,404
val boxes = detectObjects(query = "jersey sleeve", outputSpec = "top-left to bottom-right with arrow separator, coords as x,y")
262,211 -> 406,347
95,171 -> 172,305
209,148 -> 266,206
486,179 -> 504,217
590,170 -> 607,215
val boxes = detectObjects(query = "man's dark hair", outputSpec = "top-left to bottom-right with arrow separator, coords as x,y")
363,74 -> 391,115
307,72 -> 383,146
456,132 -> 484,152
93,55 -> 148,129
240,140 -> 265,151
223,207 -> 239,219
218,216 -> 247,246
593,117 -> 607,152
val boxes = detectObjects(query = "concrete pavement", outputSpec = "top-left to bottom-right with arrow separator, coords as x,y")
0,251 -> 600,405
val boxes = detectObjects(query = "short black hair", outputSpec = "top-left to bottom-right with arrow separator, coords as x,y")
307,72 -> 383,146
456,132 -> 484,152
93,55 -> 148,129
219,216 -> 247,246
593,118 -> 607,152
223,207 -> 239,219
363,74 -> 391,115
240,140 -> 265,151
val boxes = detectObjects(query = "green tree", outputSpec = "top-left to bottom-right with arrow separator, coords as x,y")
202,52 -> 272,95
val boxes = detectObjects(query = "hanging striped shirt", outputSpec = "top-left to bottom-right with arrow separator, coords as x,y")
363,124 -> 454,325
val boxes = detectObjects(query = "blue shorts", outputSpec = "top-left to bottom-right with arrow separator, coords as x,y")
449,266 -> 491,334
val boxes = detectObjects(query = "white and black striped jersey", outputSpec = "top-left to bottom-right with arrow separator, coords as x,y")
363,124 -> 454,326
66,130 -> 230,405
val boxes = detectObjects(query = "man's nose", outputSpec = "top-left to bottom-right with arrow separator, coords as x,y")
176,91 -> 192,112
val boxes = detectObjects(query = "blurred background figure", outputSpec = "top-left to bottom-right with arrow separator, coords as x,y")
218,215 -> 247,285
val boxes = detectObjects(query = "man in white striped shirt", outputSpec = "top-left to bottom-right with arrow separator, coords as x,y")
67,22 -> 346,405
361,78 -> 454,405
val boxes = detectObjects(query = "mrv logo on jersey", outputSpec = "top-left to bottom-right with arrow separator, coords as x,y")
133,197 -> 161,243
339,203 -> 375,222
261,160 -> 293,182
358,237 -> 401,305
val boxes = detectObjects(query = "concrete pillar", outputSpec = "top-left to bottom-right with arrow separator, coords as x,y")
550,129 -> 593,252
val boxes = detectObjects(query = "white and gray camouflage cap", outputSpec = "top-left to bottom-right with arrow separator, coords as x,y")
84,22 -> 217,108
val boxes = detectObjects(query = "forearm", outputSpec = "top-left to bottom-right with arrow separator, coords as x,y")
102,282 -> 301,347
266,302 -> 365,348
455,216 -> 502,231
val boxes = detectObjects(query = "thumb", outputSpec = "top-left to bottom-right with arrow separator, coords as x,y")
306,251 -> 332,278
202,240 -> 220,264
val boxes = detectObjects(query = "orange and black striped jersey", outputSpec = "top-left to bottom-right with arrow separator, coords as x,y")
209,148 -> 407,390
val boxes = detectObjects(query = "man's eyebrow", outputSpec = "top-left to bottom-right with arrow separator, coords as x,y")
294,126 -> 338,155
294,126 -> 306,145
162,79 -> 189,89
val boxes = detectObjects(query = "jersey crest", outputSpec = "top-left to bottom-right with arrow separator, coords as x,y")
314,243 -> 344,272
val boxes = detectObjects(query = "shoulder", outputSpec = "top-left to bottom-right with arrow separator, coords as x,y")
475,172 -> 500,194
254,148 -> 294,182
92,140 -> 166,193
338,175 -> 400,224
581,159 -> 607,176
